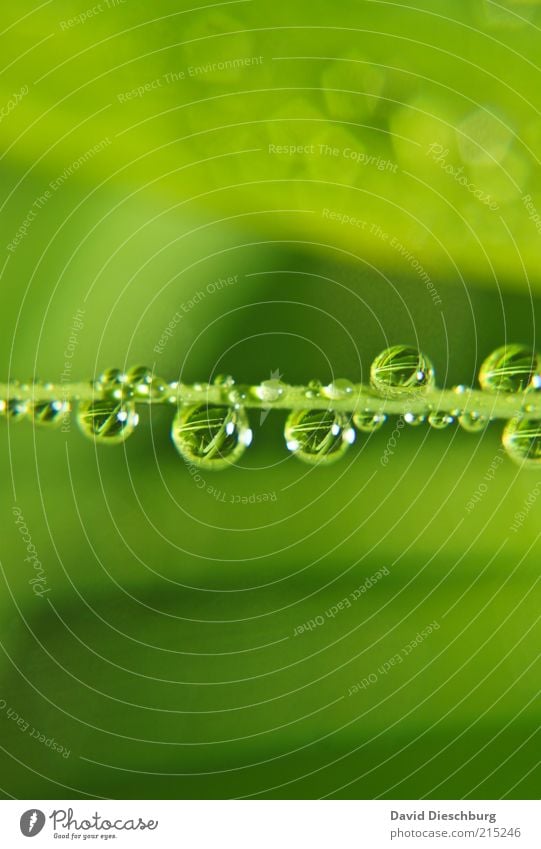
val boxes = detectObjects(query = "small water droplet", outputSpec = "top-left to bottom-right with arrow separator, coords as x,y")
479,345 -> 539,393
404,412 -> 426,426
458,411 -> 488,433
322,379 -> 355,400
502,417 -> 541,466
32,400 -> 70,427
127,365 -> 168,401
353,412 -> 386,432
305,379 -> 323,399
227,388 -> 248,407
77,399 -> 138,444
371,345 -> 435,396
285,409 -> 355,464
96,367 -> 130,400
5,399 -> 28,420
171,404 -> 252,469
428,411 -> 454,430
213,374 -> 236,388
254,379 -> 286,403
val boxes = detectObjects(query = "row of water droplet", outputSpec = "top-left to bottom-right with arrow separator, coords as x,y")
2,345 -> 541,468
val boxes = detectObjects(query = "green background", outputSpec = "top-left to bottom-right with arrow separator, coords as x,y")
0,0 -> 540,799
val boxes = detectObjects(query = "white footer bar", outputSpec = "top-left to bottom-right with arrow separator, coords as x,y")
1,800 -> 539,848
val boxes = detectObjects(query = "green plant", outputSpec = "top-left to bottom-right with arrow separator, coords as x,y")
3,344 -> 541,468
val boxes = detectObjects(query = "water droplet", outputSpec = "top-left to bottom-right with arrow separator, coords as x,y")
171,404 -> 252,469
371,345 -> 435,396
305,380 -> 323,399
458,411 -> 488,433
96,367 -> 129,400
353,412 -> 386,432
322,379 -> 355,400
32,400 -> 70,427
428,411 -> 454,430
502,417 -> 541,466
404,412 -> 426,426
5,399 -> 28,420
127,365 -> 168,401
479,345 -> 539,393
213,374 -> 236,388
285,409 -> 355,465
227,388 -> 248,407
77,399 -> 139,444
254,379 -> 286,403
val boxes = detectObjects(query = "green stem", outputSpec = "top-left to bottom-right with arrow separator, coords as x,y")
0,381 -> 537,419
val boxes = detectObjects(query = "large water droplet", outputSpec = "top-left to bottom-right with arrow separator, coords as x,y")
285,409 -> 355,465
479,345 -> 539,393
77,399 -> 139,444
371,345 -> 435,396
502,417 -> 541,466
171,404 -> 252,469
353,411 -> 386,432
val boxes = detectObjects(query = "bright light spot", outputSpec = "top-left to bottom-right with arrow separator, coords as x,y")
344,427 -> 356,444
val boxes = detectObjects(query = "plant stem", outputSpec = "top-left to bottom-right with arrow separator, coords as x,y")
0,381 -> 538,419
